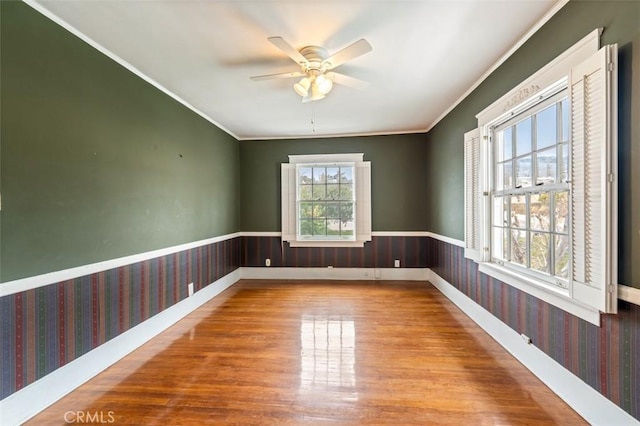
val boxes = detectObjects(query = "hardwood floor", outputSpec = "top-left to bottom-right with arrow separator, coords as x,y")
26,280 -> 586,425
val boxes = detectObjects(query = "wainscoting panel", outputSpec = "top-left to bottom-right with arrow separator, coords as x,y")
0,237 -> 241,400
428,237 -> 639,421
241,235 -> 429,268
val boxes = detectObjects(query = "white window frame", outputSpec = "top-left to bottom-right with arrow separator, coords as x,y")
282,153 -> 371,248
467,29 -> 618,326
295,161 -> 357,242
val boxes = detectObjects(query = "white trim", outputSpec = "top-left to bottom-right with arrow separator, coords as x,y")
427,269 -> 639,426
619,285 -> 640,305
479,262 -> 601,326
288,153 -> 363,164
425,232 -> 465,248
240,231 -> 282,237
372,231 -> 430,237
22,0 -> 238,140
0,270 -> 240,426
236,128 -> 427,141
240,267 -> 429,282
288,241 -> 364,248
0,232 -> 240,296
425,0 -> 570,133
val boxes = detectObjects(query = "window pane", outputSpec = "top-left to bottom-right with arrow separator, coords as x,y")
325,202 -> 340,219
531,232 -> 550,273
340,203 -> 354,222
510,229 -> 527,266
340,167 -> 353,183
502,228 -> 510,261
341,219 -> 355,236
300,219 -> 312,235
560,143 -> 569,183
536,104 -> 557,150
340,183 -> 353,200
313,167 -> 326,184
312,219 -> 327,236
516,156 -> 532,187
530,192 -> 550,231
326,167 -> 339,183
314,203 -> 326,219
510,195 -> 526,229
312,184 -> 325,200
536,147 -> 557,185
493,196 -> 508,227
503,127 -> 513,160
326,184 -> 339,200
495,163 -> 504,191
554,234 -> 570,278
561,98 -> 569,142
516,117 -> 532,156
554,191 -> 569,233
327,219 -> 341,235
299,167 -> 312,184
299,184 -> 312,200
504,161 -> 513,189
300,202 -> 313,219
492,226 -> 507,261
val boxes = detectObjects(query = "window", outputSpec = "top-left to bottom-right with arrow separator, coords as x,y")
282,153 -> 371,247
465,29 -> 618,325
297,164 -> 355,241
491,91 -> 571,288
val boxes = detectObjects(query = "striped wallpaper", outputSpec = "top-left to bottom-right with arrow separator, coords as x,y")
241,235 -> 429,268
0,237 -> 240,399
428,237 -> 639,421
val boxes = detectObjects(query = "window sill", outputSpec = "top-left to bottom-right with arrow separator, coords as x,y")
478,262 -> 601,326
288,240 -> 366,248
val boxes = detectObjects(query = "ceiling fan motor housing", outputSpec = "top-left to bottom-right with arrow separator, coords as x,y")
299,46 -> 331,72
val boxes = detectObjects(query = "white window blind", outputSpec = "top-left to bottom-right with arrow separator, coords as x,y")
464,128 -> 483,261
570,44 -> 618,313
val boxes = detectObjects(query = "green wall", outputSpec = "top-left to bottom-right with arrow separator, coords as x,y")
0,1 -> 240,282
424,0 -> 640,287
240,134 -> 427,232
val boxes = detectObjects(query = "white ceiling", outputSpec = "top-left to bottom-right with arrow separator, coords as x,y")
31,0 -> 560,140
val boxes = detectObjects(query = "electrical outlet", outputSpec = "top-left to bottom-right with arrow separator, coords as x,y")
374,269 -> 381,279
265,258 -> 271,267
394,259 -> 400,268
188,283 -> 194,297
520,333 -> 532,344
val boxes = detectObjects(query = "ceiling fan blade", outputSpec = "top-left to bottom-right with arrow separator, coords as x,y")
250,71 -> 305,81
323,39 -> 372,69
268,36 -> 308,66
327,72 -> 370,90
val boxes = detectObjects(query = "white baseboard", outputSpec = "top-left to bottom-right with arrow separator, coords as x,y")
240,267 -> 429,281
0,270 -> 240,426
427,269 -> 639,426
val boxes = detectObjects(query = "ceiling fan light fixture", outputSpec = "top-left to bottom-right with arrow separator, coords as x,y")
309,81 -> 326,101
293,77 -> 311,97
315,74 -> 333,95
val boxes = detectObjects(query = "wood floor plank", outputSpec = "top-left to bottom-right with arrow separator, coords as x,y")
25,280 -> 586,425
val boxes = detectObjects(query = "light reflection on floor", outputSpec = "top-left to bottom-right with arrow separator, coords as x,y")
299,314 -> 358,402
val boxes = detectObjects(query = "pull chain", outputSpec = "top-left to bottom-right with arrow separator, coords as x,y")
310,104 -> 316,133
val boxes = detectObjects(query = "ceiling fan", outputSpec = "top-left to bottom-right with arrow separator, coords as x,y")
250,36 -> 372,102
